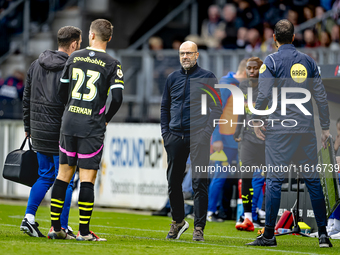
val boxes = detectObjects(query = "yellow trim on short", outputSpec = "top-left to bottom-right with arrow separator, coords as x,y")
78,201 -> 94,206
79,215 -> 91,219
51,212 -> 60,216
51,203 -> 63,208
51,198 -> 64,204
79,207 -> 93,211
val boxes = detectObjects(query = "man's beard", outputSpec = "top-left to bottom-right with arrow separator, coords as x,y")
181,59 -> 195,70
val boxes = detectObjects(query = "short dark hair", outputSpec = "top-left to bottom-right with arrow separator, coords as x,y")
57,26 -> 82,48
274,19 -> 294,45
90,19 -> 113,42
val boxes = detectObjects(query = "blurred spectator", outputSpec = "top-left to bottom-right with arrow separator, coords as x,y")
221,4 -> 243,49
329,24 -> 340,50
149,36 -> 180,95
287,9 -> 304,47
320,31 -> 331,47
237,0 -> 262,30
0,69 -> 25,100
332,0 -> 340,24
236,27 -> 248,49
201,5 -> 225,49
245,28 -> 262,52
261,26 -> 275,52
149,36 -> 163,50
287,9 -> 299,26
0,69 -> 24,119
303,5 -> 315,22
315,6 -> 336,40
172,36 -> 184,50
303,29 -> 321,48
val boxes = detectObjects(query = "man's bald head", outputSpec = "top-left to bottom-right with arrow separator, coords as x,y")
179,41 -> 198,52
179,41 -> 199,70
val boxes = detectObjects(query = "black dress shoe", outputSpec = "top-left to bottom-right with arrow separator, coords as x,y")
246,234 -> 277,247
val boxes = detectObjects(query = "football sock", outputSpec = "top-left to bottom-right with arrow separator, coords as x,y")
244,212 -> 253,222
241,178 -> 253,213
25,214 -> 35,224
78,182 -> 94,236
50,179 -> 68,231
207,211 -> 213,217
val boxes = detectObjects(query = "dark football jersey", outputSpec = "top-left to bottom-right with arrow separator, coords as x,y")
59,47 -> 124,137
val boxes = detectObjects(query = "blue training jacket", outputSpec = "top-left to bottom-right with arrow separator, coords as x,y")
252,44 -> 330,133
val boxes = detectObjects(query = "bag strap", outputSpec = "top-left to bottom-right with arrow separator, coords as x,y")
20,136 -> 33,150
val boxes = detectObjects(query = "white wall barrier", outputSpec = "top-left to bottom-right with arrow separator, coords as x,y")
95,123 -> 168,210
0,120 -> 31,198
0,121 -> 168,210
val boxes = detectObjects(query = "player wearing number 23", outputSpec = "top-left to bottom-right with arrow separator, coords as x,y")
48,19 -> 123,241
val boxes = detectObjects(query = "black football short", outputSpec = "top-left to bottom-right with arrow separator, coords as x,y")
59,134 -> 104,170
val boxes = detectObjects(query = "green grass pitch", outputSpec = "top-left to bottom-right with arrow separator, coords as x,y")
0,202 -> 339,255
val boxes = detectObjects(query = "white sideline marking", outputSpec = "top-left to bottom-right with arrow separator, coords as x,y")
91,224 -> 255,240
7,216 -> 253,240
0,223 -> 323,254
112,234 -> 319,255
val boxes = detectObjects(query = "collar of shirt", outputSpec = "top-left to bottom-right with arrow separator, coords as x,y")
278,44 -> 295,52
180,63 -> 198,75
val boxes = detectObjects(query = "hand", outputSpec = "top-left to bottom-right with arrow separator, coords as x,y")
253,121 -> 265,141
25,132 -> 30,138
234,137 -> 241,142
321,129 -> 330,149
212,141 -> 223,152
233,131 -> 241,142
105,122 -> 108,126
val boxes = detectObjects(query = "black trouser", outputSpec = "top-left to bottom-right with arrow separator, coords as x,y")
164,132 -> 210,229
240,139 -> 265,213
